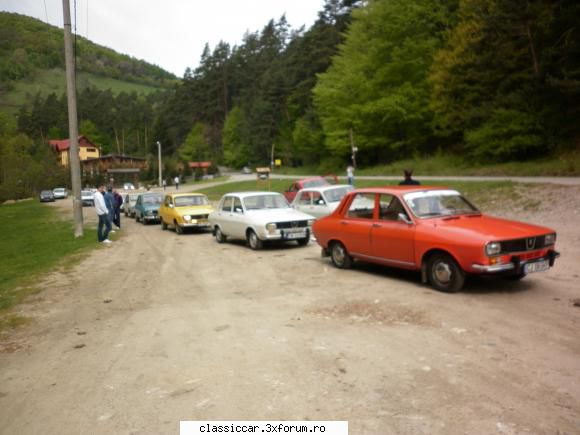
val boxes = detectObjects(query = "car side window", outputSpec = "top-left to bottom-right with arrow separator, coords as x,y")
222,196 -> 233,212
233,198 -> 243,213
379,195 -> 408,221
164,196 -> 172,206
346,193 -> 375,219
312,192 -> 325,206
298,192 -> 311,205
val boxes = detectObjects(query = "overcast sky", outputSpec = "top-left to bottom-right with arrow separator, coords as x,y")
1,0 -> 327,77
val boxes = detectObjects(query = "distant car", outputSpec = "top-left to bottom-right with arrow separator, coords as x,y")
313,186 -> 560,293
123,193 -> 140,217
39,190 -> 55,202
134,193 -> 163,224
53,187 -> 68,199
81,190 -> 94,206
291,184 -> 354,219
159,192 -> 214,234
241,166 -> 252,174
209,191 -> 315,250
123,182 -> 136,190
283,175 -> 338,203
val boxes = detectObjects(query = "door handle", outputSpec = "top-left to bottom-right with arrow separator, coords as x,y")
372,223 -> 382,228
340,221 -> 348,225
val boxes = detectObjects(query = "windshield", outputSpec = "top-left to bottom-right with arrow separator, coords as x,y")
404,190 -> 479,218
324,186 -> 353,203
244,194 -> 289,210
142,195 -> 163,205
174,195 -> 209,207
303,178 -> 329,188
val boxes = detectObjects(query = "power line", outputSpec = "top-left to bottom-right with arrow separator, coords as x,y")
43,0 -> 49,23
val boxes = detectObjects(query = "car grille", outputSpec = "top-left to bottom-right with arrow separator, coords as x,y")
192,214 -> 209,219
276,220 -> 309,229
151,210 -> 158,216
500,236 -> 551,254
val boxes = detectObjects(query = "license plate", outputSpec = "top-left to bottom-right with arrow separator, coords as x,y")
284,232 -> 306,239
524,259 -> 549,274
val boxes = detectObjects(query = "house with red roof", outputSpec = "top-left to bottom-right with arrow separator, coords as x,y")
49,135 -> 100,166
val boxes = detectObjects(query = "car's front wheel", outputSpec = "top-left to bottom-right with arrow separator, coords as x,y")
135,214 -> 140,223
175,221 -> 184,234
247,230 -> 263,250
161,219 -> 168,230
427,253 -> 465,293
215,227 -> 226,243
296,233 -> 310,247
330,241 -> 353,269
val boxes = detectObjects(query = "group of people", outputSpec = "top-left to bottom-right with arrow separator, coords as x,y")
346,165 -> 420,186
94,184 -> 123,244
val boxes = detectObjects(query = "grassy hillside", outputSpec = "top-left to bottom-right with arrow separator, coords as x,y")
0,12 -> 176,113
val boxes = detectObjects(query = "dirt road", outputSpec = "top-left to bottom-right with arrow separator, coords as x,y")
1,184 -> 579,435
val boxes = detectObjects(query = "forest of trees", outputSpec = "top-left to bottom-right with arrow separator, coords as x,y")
1,0 -> 579,201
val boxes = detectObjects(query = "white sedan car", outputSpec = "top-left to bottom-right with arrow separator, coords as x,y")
209,191 -> 315,250
291,184 -> 354,219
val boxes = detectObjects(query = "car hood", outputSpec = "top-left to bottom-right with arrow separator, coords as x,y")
424,214 -> 555,241
174,205 -> 214,216
246,208 -> 315,225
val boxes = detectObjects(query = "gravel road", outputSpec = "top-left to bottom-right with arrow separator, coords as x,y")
0,183 -> 579,435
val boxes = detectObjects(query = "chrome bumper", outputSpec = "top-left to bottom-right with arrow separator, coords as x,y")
472,251 -> 560,274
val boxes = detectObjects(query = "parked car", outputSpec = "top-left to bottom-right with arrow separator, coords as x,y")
39,190 -> 55,202
313,186 -> 559,293
291,184 -> 354,219
81,190 -> 94,206
159,192 -> 214,234
134,193 -> 163,224
53,187 -> 68,199
123,193 -> 140,217
123,182 -> 136,190
209,192 -> 315,249
283,175 -> 338,203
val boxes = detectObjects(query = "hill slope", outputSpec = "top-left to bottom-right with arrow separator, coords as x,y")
0,12 -> 176,112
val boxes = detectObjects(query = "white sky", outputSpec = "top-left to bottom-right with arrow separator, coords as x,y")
0,0 -> 327,77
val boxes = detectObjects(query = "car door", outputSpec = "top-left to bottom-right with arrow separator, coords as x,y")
160,195 -> 172,224
217,196 -> 234,235
309,191 -> 328,218
340,193 -> 376,257
294,190 -> 312,214
370,194 -> 416,266
230,197 -> 246,239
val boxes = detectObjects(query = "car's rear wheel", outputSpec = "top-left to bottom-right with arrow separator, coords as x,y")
330,241 -> 353,269
215,227 -> 226,243
427,253 -> 465,293
247,230 -> 263,250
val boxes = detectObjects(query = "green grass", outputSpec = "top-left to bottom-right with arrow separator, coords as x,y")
196,177 -> 519,211
0,68 -> 166,113
274,152 -> 580,177
0,200 -> 97,313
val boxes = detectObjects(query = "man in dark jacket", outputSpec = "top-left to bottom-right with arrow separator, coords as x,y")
399,169 -> 421,186
113,189 -> 123,229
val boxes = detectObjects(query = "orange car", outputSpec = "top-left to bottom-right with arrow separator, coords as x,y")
312,186 -> 559,292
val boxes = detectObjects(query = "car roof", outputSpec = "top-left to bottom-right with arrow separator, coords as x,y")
299,184 -> 352,193
166,192 -> 207,198
350,186 -> 453,194
223,191 -> 284,199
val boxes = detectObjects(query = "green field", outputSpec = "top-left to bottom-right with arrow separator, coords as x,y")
0,68 -> 166,114
0,200 -> 97,314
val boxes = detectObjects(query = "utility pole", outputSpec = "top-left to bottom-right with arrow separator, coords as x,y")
157,141 -> 163,186
349,128 -> 358,168
62,0 -> 83,237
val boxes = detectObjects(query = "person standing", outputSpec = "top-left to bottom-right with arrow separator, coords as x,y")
174,175 -> 180,190
346,164 -> 355,186
104,186 -> 115,233
162,179 -> 167,190
399,169 -> 421,185
94,184 -> 112,243
113,189 -> 123,229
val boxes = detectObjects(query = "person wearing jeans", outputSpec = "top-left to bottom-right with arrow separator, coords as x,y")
94,184 -> 112,243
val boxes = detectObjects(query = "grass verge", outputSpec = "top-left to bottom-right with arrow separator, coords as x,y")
0,200 -> 97,323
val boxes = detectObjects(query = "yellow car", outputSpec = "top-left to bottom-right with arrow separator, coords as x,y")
159,192 -> 214,234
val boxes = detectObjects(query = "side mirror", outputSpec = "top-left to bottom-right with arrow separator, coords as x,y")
398,213 -> 412,225
234,207 -> 243,213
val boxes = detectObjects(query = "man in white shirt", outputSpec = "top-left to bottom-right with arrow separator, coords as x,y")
94,183 -> 112,243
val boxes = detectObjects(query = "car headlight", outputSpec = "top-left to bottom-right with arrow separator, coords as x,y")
266,223 -> 277,234
544,233 -> 556,245
485,242 -> 501,256
183,215 -> 191,221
